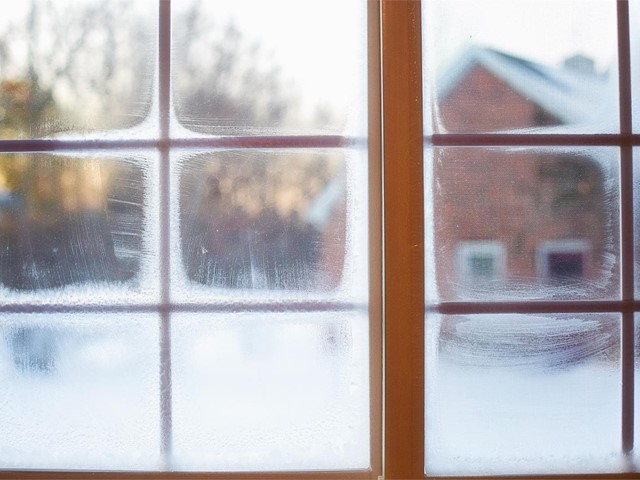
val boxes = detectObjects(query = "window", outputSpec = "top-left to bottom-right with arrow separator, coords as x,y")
537,239 -> 590,281
420,0 -> 640,477
2,0 -> 639,479
0,0 -> 381,477
456,241 -> 505,283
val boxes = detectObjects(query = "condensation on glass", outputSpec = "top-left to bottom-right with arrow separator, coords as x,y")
425,313 -> 623,476
632,2 -> 640,132
0,153 -> 157,303
634,148 -> 640,297
0,314 -> 161,470
171,0 -> 367,136
422,0 -> 619,134
176,150 -> 345,292
171,148 -> 369,305
425,147 -> 620,303
635,316 -> 640,464
171,311 -> 370,471
0,0 -> 157,139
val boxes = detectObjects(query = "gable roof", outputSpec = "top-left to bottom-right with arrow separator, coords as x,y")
438,45 -> 614,127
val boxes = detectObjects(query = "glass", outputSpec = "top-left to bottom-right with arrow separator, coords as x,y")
632,2 -> 640,132
636,315 -> 640,464
423,0 -> 619,134
0,153 -> 157,303
0,0 -> 156,138
0,313 -> 160,470
172,149 -> 369,303
171,311 -> 370,471
171,0 -> 368,136
425,313 -> 622,476
425,147 -> 620,303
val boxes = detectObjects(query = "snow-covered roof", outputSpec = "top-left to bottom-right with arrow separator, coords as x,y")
438,45 -> 614,128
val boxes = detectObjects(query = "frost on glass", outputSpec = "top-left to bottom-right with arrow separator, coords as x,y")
635,316 -> 640,464
425,313 -> 622,476
632,2 -> 640,132
0,153 -> 155,302
635,148 -> 640,298
171,0 -> 367,136
171,311 -> 369,471
174,150 -> 367,298
426,147 -> 619,302
0,0 -> 156,138
423,0 -> 618,134
0,314 -> 160,470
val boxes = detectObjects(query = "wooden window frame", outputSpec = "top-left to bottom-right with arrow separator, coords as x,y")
382,0 -> 640,479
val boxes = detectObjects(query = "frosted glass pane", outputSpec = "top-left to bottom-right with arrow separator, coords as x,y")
632,2 -> 640,132
425,313 -> 623,476
171,311 -> 370,471
0,1 -> 156,138
177,151 -> 343,291
172,149 -> 369,303
0,314 -> 160,470
0,153 -> 158,303
635,148 -> 640,297
423,0 -> 618,134
426,147 -> 620,302
172,0 -> 367,136
636,315 -> 640,462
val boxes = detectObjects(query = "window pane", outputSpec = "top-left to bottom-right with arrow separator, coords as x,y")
0,0 -> 156,138
172,149 -> 368,303
423,0 -> 618,134
425,313 -> 622,476
426,147 -> 620,302
632,2 -> 640,132
171,0 -> 367,136
0,314 -> 160,470
171,311 -> 370,471
0,153 -> 157,303
635,148 -> 640,297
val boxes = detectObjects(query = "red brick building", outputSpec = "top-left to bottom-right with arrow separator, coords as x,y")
430,46 -> 618,300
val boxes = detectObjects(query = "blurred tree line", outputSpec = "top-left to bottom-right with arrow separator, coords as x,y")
0,0 -> 344,290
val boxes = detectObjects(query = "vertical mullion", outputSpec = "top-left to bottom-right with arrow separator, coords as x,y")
382,1 -> 424,478
617,0 -> 635,458
158,0 -> 173,468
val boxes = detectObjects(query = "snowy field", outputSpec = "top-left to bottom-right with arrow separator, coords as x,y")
0,311 -> 369,472
426,314 -> 638,476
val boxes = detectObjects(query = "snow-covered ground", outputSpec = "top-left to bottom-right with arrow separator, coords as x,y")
0,311 -> 369,472
426,314 -> 637,476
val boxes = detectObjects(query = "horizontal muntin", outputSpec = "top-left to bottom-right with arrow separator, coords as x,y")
0,136 -> 367,153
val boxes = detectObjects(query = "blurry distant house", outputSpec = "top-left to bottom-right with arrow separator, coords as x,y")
433,46 -> 616,299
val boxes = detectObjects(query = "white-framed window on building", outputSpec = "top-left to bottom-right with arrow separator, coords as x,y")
456,240 -> 505,283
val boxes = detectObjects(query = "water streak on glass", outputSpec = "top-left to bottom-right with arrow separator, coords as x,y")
171,0 -> 367,136
426,147 -> 620,302
423,0 -> 618,134
0,0 -> 156,139
0,314 -> 160,470
171,311 -> 369,471
425,313 -> 622,476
